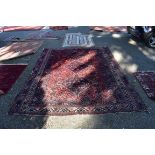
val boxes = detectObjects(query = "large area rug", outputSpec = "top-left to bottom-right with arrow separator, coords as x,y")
9,47 -> 145,115
134,71 -> 155,100
0,41 -> 43,61
0,64 -> 27,95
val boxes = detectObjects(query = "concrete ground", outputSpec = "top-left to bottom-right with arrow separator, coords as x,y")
0,26 -> 155,129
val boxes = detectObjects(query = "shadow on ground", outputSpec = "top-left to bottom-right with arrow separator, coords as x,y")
0,39 -> 48,129
77,30 -> 155,129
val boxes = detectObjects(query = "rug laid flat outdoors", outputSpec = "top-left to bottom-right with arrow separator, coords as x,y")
50,26 -> 68,30
0,26 -> 44,32
63,33 -> 94,47
0,64 -> 27,95
134,71 -> 155,100
0,41 -> 43,61
9,47 -> 145,115
90,26 -> 126,32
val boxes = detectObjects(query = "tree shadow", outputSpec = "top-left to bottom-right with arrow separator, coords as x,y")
67,51 -> 102,106
0,41 -> 7,48
0,72 -> 48,129
0,48 -> 97,128
0,41 -> 42,61
84,29 -> 155,129
0,45 -> 48,129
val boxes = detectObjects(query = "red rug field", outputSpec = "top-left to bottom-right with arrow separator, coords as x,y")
50,26 -> 68,30
135,71 -> 155,100
0,64 -> 27,95
9,48 -> 144,115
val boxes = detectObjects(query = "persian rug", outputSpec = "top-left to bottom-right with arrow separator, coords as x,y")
26,31 -> 60,40
90,26 -> 127,32
0,64 -> 27,95
0,41 -> 43,61
9,47 -> 145,116
0,26 -> 44,32
63,33 -> 94,47
134,71 -> 155,100
50,26 -> 68,30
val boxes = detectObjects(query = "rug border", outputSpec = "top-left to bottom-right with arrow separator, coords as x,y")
134,71 -> 155,100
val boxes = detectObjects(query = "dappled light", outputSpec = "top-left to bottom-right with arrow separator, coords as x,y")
126,64 -> 138,73
112,33 -> 122,38
0,41 -> 43,61
128,39 -> 137,45
90,29 -> 155,74
90,26 -> 126,32
8,46 -> 144,117
113,50 -> 138,73
97,35 -> 102,38
138,46 -> 155,61
113,50 -> 124,62
41,50 -> 97,104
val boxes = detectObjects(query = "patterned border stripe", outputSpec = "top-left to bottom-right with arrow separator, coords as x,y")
134,71 -> 155,100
